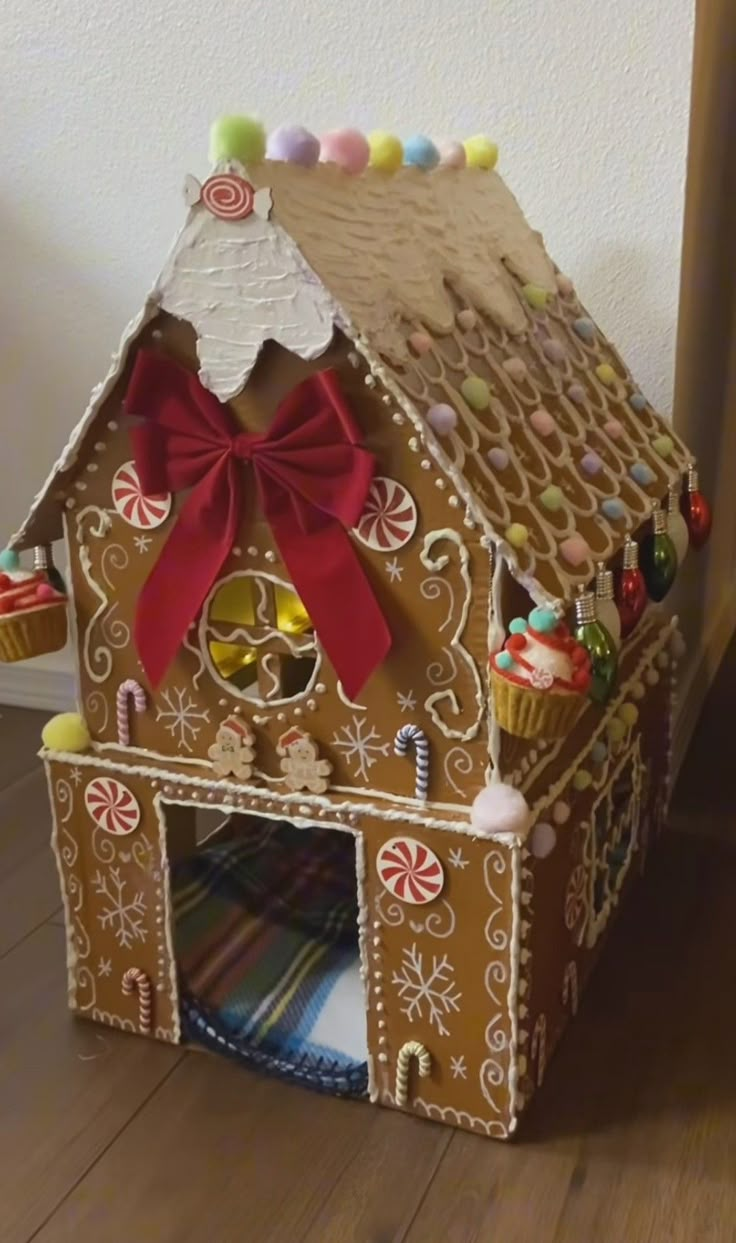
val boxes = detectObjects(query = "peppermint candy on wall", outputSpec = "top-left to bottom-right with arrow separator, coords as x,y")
201,174 -> 255,221
85,777 -> 141,836
112,462 -> 171,530
376,836 -> 444,905
353,477 -> 418,552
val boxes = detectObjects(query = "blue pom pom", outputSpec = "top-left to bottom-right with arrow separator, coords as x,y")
403,135 -> 440,169
496,651 -> 514,671
629,392 -> 647,411
630,461 -> 656,486
508,618 -> 528,634
529,606 -> 557,633
0,548 -> 19,571
601,497 -> 626,520
591,740 -> 607,764
573,317 -> 595,342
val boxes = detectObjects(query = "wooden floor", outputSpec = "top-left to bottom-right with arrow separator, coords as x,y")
3,653 -> 736,1243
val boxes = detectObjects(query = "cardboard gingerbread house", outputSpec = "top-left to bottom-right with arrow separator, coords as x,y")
3,118 -> 709,1139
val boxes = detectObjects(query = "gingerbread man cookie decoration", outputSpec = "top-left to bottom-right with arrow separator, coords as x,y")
277,727 -> 332,794
208,716 -> 256,780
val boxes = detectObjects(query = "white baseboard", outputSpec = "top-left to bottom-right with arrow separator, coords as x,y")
671,582 -> 736,782
0,647 -> 76,713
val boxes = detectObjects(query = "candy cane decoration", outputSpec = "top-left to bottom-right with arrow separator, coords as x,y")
562,961 -> 578,1016
395,1040 -> 432,1107
122,967 -> 152,1034
394,724 -> 430,800
530,1013 -> 547,1087
116,679 -> 147,746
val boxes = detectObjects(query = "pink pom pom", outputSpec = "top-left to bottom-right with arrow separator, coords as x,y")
427,403 -> 457,435
470,783 -> 532,840
438,141 -> 466,169
604,418 -> 624,440
530,408 -> 556,437
552,800 -> 570,825
267,125 -> 320,167
530,821 -> 557,858
542,338 -> 566,364
409,331 -> 432,355
36,582 -> 57,602
560,535 -> 591,568
319,129 -> 370,174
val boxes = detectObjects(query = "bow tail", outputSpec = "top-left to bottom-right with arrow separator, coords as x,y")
270,516 -> 392,701
134,459 -> 240,687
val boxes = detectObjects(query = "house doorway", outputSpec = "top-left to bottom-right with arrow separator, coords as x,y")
168,807 -> 369,1097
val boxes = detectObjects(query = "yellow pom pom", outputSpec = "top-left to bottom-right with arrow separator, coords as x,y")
368,131 -> 403,173
573,769 -> 592,791
209,115 -> 266,165
42,712 -> 91,754
505,523 -> 529,549
522,283 -> 549,310
618,702 -> 639,727
463,135 -> 499,170
595,363 -> 617,387
607,717 -> 626,743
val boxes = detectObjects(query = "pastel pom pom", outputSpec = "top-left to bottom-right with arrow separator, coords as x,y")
505,523 -> 529,549
0,548 -> 20,571
560,535 -> 591,567
266,125 -> 320,167
463,135 -> 498,170
209,115 -> 266,165
618,702 -> 639,727
508,617 -> 528,634
320,129 -> 370,174
503,358 -> 527,383
542,338 -> 566,364
568,383 -> 586,404
438,141 -> 466,169
645,668 -> 660,686
41,712 -> 91,754
470,782 -> 532,840
581,451 -> 603,476
552,800 -> 571,825
367,131 -> 403,173
530,821 -> 557,859
523,284 -> 548,310
591,740 -> 607,764
604,419 -> 624,439
630,462 -> 656,486
461,376 -> 491,410
426,403 -> 457,435
596,363 -> 617,386
631,680 -> 646,700
487,447 -> 509,470
496,650 -> 514,671
607,717 -> 626,743
457,308 -> 476,331
629,392 -> 647,411
530,408 -> 556,437
653,434 -> 674,458
409,331 -> 432,355
36,582 -> 57,602
601,498 -> 626,521
573,769 -> 592,791
403,135 -> 440,169
557,274 -> 574,296
529,607 -> 557,633
540,485 -> 564,511
573,318 -> 595,342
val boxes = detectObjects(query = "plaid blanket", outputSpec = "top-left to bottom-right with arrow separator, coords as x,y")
172,818 -> 368,1097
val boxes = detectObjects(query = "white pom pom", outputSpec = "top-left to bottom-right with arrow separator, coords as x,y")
470,783 -> 532,841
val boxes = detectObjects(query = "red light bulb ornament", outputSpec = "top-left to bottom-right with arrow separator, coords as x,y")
615,536 -> 648,637
681,464 -> 712,550
640,506 -> 678,602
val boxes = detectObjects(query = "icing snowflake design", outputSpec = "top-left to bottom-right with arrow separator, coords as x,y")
70,767 -> 83,787
529,667 -> 555,690
397,690 -> 417,713
97,957 -> 112,978
133,534 -> 152,554
92,868 -> 147,949
450,1055 -> 467,1079
385,557 -> 403,583
392,943 -> 462,1037
155,687 -> 210,753
448,847 -> 469,870
331,715 -> 390,782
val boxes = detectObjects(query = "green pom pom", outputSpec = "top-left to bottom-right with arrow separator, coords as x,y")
529,607 -> 557,633
0,548 -> 20,571
509,618 -> 528,634
209,115 -> 266,166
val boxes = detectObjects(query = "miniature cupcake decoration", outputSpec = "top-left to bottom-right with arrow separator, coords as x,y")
0,566 -> 67,662
490,606 -> 591,739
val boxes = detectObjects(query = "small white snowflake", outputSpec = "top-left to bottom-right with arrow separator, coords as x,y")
448,847 -> 469,870
385,557 -> 403,583
331,715 -> 390,782
97,957 -> 112,978
133,534 -> 152,554
70,766 -> 83,787
155,686 -> 210,752
92,868 -> 147,949
397,690 -> 417,713
450,1055 -> 467,1079
530,667 -> 554,690
392,942 -> 462,1037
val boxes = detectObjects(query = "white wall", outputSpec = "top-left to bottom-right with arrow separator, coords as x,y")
1,0 -> 694,545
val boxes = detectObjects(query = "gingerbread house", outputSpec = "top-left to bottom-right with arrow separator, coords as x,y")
4,117 -> 708,1139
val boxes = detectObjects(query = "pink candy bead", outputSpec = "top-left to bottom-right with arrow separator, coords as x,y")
604,418 -> 624,439
530,408 -> 556,437
409,331 -> 432,355
319,129 -> 370,174
560,535 -> 591,567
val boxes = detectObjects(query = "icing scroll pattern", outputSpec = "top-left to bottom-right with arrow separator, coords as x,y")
420,530 -> 484,742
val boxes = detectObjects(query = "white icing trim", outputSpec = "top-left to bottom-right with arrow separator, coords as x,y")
507,844 -> 522,1129
410,1096 -> 508,1139
336,680 -> 368,712
62,509 -> 84,715
46,762 -> 78,1009
152,795 -> 183,1043
420,529 -> 485,742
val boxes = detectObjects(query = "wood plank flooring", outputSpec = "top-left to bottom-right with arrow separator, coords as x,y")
1,654 -> 735,1242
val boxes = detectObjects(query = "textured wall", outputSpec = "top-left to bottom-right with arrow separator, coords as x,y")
1,0 -> 693,544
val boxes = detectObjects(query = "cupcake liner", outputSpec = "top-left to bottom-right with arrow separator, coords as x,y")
0,602 -> 68,663
491,669 -> 585,740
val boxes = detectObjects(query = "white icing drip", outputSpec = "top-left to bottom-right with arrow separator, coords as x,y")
156,199 -> 336,401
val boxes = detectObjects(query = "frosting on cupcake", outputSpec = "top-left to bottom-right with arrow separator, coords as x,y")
0,571 -> 65,616
491,607 -> 591,695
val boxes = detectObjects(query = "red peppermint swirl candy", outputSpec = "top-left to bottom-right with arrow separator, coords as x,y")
201,174 -> 255,221
85,777 -> 141,836
376,836 -> 444,905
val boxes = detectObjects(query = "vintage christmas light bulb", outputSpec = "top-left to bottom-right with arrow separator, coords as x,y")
574,588 -> 618,704
640,506 -> 677,601
666,485 -> 690,564
594,561 -> 621,650
681,464 -> 712,549
33,544 -> 66,595
615,537 -> 648,638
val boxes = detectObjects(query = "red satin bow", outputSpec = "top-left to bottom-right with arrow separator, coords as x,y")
124,351 -> 391,698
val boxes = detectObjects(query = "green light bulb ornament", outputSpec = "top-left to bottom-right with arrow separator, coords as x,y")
574,588 -> 618,705
640,506 -> 677,602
